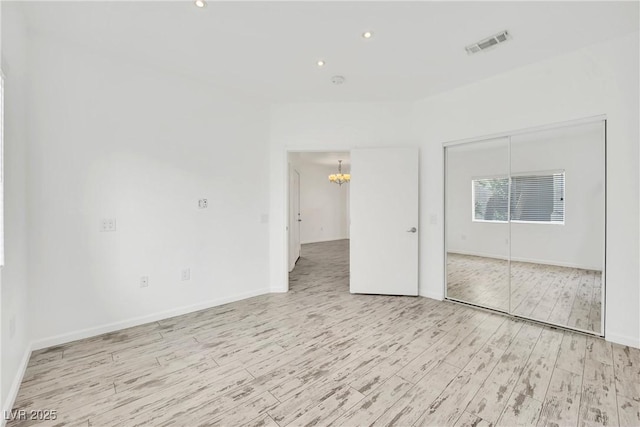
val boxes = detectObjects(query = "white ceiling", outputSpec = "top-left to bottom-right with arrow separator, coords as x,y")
18,1 -> 639,103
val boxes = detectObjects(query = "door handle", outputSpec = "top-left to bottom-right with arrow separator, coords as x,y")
298,219 -> 302,222
407,227 -> 417,233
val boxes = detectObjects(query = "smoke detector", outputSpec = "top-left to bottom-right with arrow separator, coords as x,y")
331,75 -> 346,85
465,30 -> 511,55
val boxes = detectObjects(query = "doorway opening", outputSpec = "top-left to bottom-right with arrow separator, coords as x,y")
287,151 -> 351,294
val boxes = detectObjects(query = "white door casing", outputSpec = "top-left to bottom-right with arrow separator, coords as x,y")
288,166 -> 301,272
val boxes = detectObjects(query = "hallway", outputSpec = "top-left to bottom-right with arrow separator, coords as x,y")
289,239 -> 350,294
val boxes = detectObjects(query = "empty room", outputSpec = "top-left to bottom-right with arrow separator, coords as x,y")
1,1 -> 639,426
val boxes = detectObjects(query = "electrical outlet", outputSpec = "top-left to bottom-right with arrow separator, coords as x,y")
140,276 -> 149,288
198,199 -> 208,209
9,315 -> 15,339
100,218 -> 117,232
181,268 -> 190,281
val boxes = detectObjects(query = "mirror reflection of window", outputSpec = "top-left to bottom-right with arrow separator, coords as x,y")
472,177 -> 508,222
511,172 -> 565,224
472,172 -> 565,224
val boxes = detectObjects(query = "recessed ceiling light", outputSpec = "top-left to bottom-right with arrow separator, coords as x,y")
317,60 -> 325,67
194,0 -> 206,8
362,31 -> 373,39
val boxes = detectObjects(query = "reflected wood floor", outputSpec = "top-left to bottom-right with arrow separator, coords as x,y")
10,240 -> 638,426
447,253 -> 603,334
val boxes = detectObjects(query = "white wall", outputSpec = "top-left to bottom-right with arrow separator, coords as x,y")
1,3 -> 31,416
447,121 -> 605,271
414,32 -> 639,347
291,158 -> 349,244
270,32 -> 640,347
25,35 -> 271,346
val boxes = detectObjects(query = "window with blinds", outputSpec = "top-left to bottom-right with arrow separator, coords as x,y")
510,172 -> 565,224
472,177 -> 509,222
472,172 -> 565,224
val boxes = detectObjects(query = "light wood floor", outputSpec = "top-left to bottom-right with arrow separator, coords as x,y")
447,253 -> 603,334
9,240 -> 638,426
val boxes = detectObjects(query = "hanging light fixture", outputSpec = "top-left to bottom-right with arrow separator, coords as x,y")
328,160 -> 350,186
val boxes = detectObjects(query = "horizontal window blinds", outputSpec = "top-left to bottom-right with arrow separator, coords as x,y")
472,172 -> 565,224
511,173 -> 565,223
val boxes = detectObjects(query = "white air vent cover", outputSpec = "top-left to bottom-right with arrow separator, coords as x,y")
465,30 -> 510,55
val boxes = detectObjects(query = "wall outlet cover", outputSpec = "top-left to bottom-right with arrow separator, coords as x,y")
100,218 -> 117,232
140,276 -> 149,288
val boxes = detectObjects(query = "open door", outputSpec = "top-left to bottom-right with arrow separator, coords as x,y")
350,147 -> 419,296
288,166 -> 301,272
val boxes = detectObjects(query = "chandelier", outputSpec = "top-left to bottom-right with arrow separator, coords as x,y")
328,160 -> 350,186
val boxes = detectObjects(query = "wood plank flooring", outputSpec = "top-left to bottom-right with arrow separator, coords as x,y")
8,240 -> 638,426
447,253 -> 603,334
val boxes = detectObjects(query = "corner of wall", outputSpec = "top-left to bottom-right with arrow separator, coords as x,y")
1,1 -> 33,417
420,290 -> 444,301
1,343 -> 31,427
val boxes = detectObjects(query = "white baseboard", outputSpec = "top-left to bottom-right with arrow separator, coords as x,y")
31,288 -> 270,351
510,256 -> 601,271
448,250 -> 508,261
447,250 -> 601,271
2,343 -> 32,427
606,332 -> 640,349
420,290 -> 444,301
301,237 -> 349,245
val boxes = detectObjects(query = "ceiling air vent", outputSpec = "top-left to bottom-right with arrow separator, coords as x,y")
465,30 -> 510,55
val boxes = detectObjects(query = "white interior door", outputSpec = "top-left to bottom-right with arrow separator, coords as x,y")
350,147 -> 419,295
288,167 -> 301,272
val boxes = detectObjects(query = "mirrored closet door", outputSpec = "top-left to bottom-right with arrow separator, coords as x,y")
445,138 -> 510,312
445,120 -> 605,335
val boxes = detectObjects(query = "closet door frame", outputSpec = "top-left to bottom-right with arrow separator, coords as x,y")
443,115 -> 606,337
